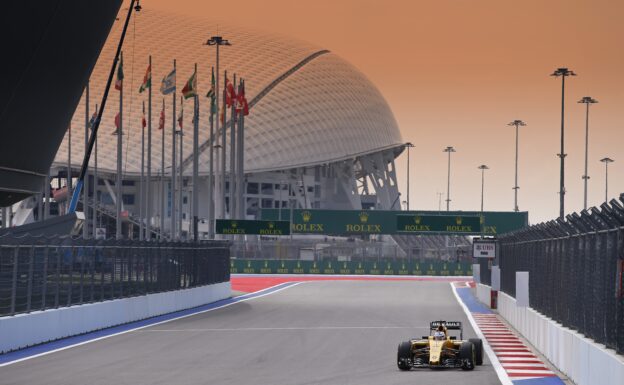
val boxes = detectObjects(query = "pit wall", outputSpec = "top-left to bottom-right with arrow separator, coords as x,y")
476,283 -> 624,385
0,281 -> 231,353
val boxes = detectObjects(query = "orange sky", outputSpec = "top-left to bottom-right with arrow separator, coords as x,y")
145,0 -> 624,224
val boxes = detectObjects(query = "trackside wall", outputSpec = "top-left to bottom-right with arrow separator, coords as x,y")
476,283 -> 624,385
0,281 -> 230,353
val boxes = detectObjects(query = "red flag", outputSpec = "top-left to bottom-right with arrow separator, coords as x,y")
158,107 -> 165,130
142,114 -> 147,129
112,113 -> 121,135
177,107 -> 183,130
225,77 -> 236,108
236,85 -> 249,116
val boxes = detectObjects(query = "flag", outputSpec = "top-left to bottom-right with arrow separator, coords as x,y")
225,77 -> 236,107
236,83 -> 249,116
160,68 -> 176,95
206,67 -> 216,114
115,57 -> 124,91
89,111 -> 98,130
139,64 -> 151,93
178,105 -> 183,130
142,112 -> 147,129
220,97 -> 226,125
112,113 -> 121,135
158,106 -> 165,130
181,70 -> 197,99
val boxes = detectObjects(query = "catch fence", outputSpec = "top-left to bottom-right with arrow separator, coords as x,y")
498,197 -> 624,355
0,236 -> 230,317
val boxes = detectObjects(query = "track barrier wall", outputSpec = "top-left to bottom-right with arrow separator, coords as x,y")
0,236 -> 231,353
476,282 -> 624,385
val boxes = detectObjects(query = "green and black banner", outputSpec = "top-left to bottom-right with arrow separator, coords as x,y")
261,209 -> 527,235
216,219 -> 290,235
231,259 -> 473,276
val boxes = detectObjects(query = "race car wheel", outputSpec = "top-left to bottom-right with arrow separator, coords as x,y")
469,338 -> 483,365
397,341 -> 412,371
459,341 -> 475,371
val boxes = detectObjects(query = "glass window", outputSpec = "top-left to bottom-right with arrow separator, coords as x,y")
122,180 -> 135,186
261,198 -> 273,208
261,183 -> 273,195
247,182 -> 259,194
122,194 -> 135,205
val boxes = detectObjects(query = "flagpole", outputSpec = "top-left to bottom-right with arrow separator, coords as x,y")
83,82 -> 90,237
140,100 -> 145,241
92,104 -> 99,238
178,95 -> 184,238
229,74 -> 237,219
146,55 -> 152,240
171,59 -> 177,240
236,80 -> 245,219
220,71 -> 227,221
67,124 -> 71,214
208,67 -> 215,239
160,98 -> 165,240
192,63 -> 199,241
68,0 -> 138,214
116,51 -> 124,240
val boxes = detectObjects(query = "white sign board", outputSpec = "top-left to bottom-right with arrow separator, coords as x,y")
95,227 -> 107,240
473,240 -> 497,258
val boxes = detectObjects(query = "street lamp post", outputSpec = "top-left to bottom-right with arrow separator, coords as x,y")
405,142 -> 414,211
551,67 -> 576,219
600,157 -> 614,203
478,165 -> 489,212
443,146 -> 456,211
205,35 -> 231,235
507,120 -> 526,212
578,96 -> 598,210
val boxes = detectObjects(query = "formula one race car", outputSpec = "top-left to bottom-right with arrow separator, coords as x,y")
397,321 -> 483,371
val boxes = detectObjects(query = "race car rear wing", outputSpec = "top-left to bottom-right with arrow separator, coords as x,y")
430,321 -> 463,339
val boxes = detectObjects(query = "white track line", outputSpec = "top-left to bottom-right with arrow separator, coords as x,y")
449,282 -> 513,385
0,282 -> 303,368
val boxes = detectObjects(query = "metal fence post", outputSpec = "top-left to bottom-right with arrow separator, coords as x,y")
26,246 -> 34,312
9,247 -> 19,315
41,246 -> 49,310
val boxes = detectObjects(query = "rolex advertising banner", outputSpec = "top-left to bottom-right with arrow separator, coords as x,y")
261,209 -> 527,236
216,219 -> 290,235
230,259 -> 473,276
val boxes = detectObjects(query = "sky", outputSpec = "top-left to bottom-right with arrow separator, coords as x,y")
146,0 -> 624,224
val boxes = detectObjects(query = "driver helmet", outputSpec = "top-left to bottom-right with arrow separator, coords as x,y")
434,325 -> 446,340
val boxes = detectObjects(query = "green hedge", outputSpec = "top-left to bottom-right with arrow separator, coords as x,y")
231,259 -> 472,276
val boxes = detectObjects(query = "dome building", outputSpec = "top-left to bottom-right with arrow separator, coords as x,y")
52,9 -> 404,238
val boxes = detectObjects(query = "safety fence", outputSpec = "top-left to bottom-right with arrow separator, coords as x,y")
230,239 -> 474,262
231,258 -> 472,276
0,236 -> 230,317
498,197 -> 624,355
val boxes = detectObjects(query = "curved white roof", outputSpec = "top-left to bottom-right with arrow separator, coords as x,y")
53,9 -> 402,176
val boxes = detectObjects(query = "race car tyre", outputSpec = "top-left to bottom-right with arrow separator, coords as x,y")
469,338 -> 483,365
459,341 -> 475,371
397,341 -> 412,371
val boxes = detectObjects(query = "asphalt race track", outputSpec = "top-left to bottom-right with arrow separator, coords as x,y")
1,281 -> 502,385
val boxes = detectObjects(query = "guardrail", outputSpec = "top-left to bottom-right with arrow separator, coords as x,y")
0,236 -> 230,317
498,195 -> 624,355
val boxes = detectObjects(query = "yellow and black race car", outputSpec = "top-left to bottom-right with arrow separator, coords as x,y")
397,321 -> 483,371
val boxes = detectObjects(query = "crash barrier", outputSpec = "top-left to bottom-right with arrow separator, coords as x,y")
0,281 -> 231,353
498,195 -> 624,356
0,236 -> 231,317
476,282 -> 624,385
230,258 -> 472,275
0,235 -> 231,353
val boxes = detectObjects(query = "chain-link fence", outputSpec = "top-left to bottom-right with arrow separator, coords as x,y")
0,236 -> 230,317
230,238 -> 473,263
498,196 -> 624,355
